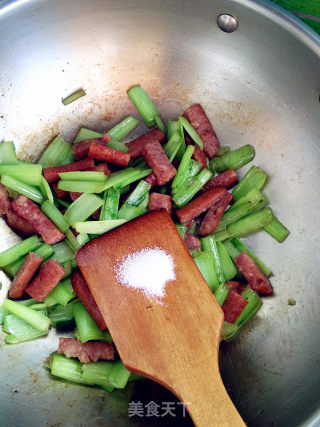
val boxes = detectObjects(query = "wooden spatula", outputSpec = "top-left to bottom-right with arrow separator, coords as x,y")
76,211 -> 245,426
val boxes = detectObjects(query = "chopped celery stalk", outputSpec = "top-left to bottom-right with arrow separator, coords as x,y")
227,208 -> 273,239
201,236 -> 224,285
222,240 -> 241,261
215,202 -> 252,232
212,229 -> 232,242
171,145 -> 194,191
45,278 -> 75,306
189,249 -> 201,258
48,302 -> 75,327
108,116 -> 139,140
0,307 -> 8,325
40,176 -> 54,203
154,115 -> 166,135
127,84 -> 162,129
108,360 -> 131,389
73,127 -> 101,143
126,180 -> 151,206
74,219 -> 127,234
41,200 -> 70,233
0,236 -> 41,267
0,164 -> 42,186
167,120 -> 180,139
221,321 -> 239,341
5,327 -> 47,343
229,188 -> 265,213
263,212 -> 290,242
232,166 -> 267,202
62,260 -> 73,278
58,180 -> 105,194
236,286 -> 263,327
38,136 -> 75,167
100,188 -> 120,220
64,193 -> 103,226
175,224 -> 187,240
231,238 -> 272,277
1,175 -> 43,204
51,353 -> 87,383
0,141 -> 17,164
187,221 -> 197,235
59,171 -> 107,182
167,120 -> 186,161
194,251 -> 219,291
214,282 -> 229,306
3,243 -> 53,277
163,131 -> 182,162
77,233 -> 90,246
216,146 -> 230,157
188,160 -> 202,178
118,194 -> 149,221
65,229 -> 81,252
210,144 -> 255,173
28,303 -> 48,313
44,294 -> 58,307
103,167 -> 151,190
119,184 -> 130,195
172,169 -> 212,207
178,116 -> 204,150
217,242 -> 237,281
56,198 -> 70,208
17,299 -> 38,306
107,139 -> 129,153
74,328 -> 112,343
2,299 -> 50,332
73,301 -> 105,342
82,361 -> 114,391
62,89 -> 86,105
52,242 -> 75,263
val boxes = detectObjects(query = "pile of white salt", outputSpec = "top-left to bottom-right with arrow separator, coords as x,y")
114,247 -> 175,299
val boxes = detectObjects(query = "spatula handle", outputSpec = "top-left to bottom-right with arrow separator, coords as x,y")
173,361 -> 245,426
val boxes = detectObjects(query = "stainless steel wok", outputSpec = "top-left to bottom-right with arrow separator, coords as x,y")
0,0 -> 320,425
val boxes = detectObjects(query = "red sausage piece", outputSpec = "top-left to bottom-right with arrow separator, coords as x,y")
0,182 -> 10,214
9,252 -> 44,298
183,104 -> 220,158
69,192 -> 82,202
52,183 -> 68,199
198,190 -> 233,236
5,208 -> 38,236
143,142 -> 177,186
175,187 -> 226,225
25,258 -> 65,302
12,195 -> 65,244
192,146 -> 208,170
71,270 -> 107,330
88,143 -> 130,167
86,162 -> 111,176
226,280 -> 247,295
148,192 -> 172,216
144,172 -> 158,188
234,251 -> 273,295
73,139 -> 102,160
201,169 -> 238,193
222,289 -> 249,324
58,337 -> 114,363
43,158 -> 95,184
184,233 -> 201,251
127,128 -> 166,160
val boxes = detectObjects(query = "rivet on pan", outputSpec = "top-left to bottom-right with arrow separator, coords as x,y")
217,14 -> 238,33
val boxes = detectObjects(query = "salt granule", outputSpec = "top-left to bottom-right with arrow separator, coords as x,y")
115,247 -> 175,299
